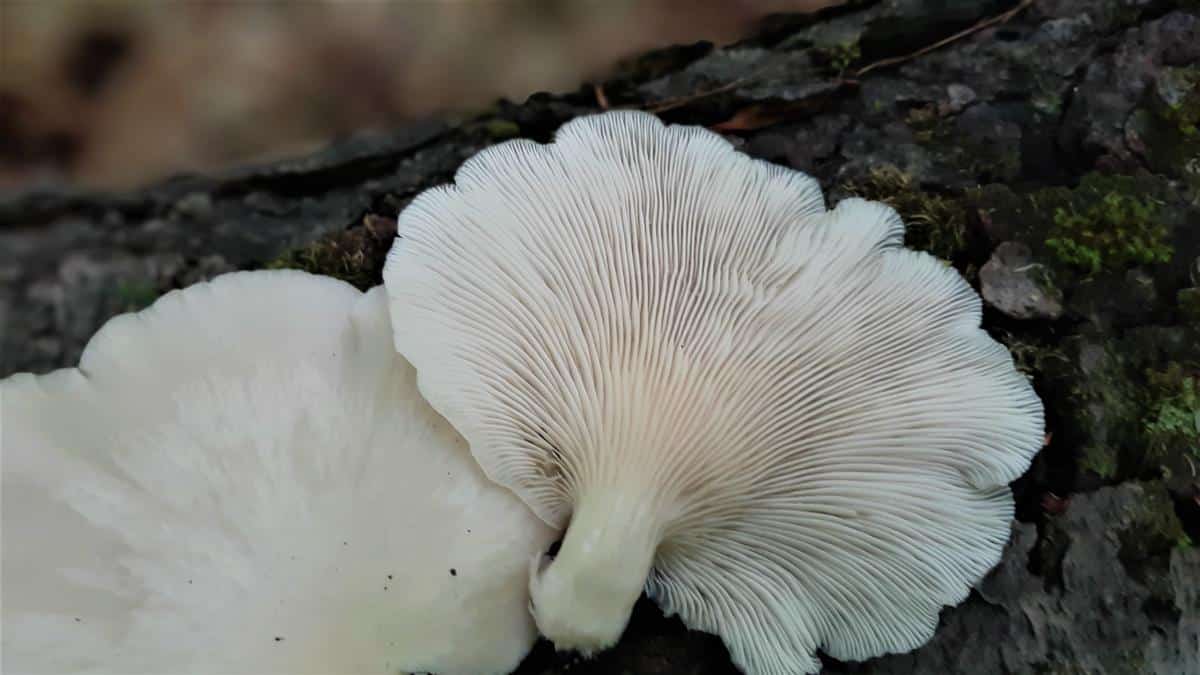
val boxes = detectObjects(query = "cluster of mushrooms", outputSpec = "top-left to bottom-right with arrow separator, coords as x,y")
2,111 -> 1044,675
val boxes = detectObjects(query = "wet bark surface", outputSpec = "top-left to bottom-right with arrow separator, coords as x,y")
3,1 -> 1198,673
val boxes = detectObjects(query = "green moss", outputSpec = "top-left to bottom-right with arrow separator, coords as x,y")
1143,363 -> 1200,465
814,40 -> 860,75
1043,173 -> 1172,275
798,18 -> 862,76
113,279 -> 159,312
1030,90 -> 1063,117
1116,482 -> 1188,578
1128,67 -> 1200,188
971,174 -> 1182,277
1029,72 -> 1065,117
999,331 -> 1069,379
1158,67 -> 1200,138
1067,333 -> 1200,483
482,119 -> 521,140
1065,338 -> 1147,482
266,214 -> 395,290
842,165 -> 968,261
267,243 -> 375,290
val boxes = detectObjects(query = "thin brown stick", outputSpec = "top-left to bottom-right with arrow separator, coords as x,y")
853,0 -> 1034,77
593,83 -> 610,110
641,0 -> 1033,115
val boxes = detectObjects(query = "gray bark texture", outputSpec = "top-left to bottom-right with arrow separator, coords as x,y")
2,1 -> 1198,673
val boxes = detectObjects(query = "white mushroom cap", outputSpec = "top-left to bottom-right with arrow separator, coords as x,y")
384,111 -> 1044,674
1,270 -> 554,675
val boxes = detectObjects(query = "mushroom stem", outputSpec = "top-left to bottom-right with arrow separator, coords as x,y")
529,487 -> 662,654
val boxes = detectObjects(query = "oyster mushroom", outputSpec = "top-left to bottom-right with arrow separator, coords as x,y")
384,111 -> 1044,674
1,270 -> 554,675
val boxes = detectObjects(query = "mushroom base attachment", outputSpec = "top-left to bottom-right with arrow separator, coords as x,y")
529,488 -> 662,655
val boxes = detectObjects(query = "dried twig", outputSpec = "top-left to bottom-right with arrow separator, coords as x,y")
640,0 -> 1034,117
853,0 -> 1034,77
593,83 -> 610,110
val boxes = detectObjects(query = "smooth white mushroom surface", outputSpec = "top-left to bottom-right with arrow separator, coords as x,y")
384,111 -> 1045,675
1,270 -> 554,675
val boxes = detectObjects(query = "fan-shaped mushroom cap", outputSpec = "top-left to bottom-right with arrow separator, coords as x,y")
384,111 -> 1044,674
1,270 -> 554,675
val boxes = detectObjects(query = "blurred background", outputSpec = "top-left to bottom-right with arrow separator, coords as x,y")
1,0 -> 839,192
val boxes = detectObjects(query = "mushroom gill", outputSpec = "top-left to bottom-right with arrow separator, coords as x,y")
384,110 -> 1044,675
